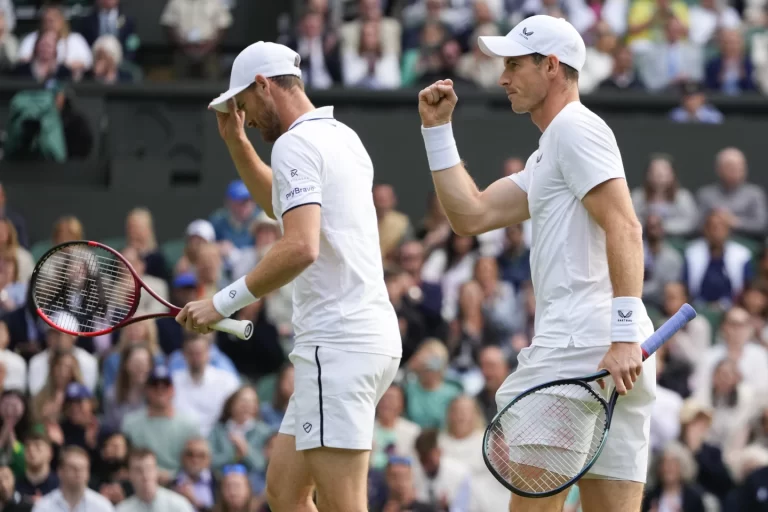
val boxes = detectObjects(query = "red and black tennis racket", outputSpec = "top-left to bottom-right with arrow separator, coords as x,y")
30,241 -> 253,340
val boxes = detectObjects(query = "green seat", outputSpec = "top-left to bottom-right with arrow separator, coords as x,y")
98,236 -> 126,251
732,235 -> 763,258
161,238 -> 186,271
30,239 -> 52,262
256,373 -> 278,403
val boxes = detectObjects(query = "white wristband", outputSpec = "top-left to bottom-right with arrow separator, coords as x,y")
212,276 -> 258,318
611,297 -> 645,343
421,123 -> 461,172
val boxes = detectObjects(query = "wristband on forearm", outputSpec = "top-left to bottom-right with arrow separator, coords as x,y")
421,123 -> 461,172
212,276 -> 258,318
611,297 -> 645,343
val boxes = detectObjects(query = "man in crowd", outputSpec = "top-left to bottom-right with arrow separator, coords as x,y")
0,465 -> 30,512
171,438 -> 216,512
117,449 -> 194,512
475,346 -> 509,423
15,434 -> 58,504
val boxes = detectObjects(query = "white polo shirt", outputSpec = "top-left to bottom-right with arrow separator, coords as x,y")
509,101 -> 629,348
171,365 -> 240,436
269,106 -> 401,358
32,488 -> 115,512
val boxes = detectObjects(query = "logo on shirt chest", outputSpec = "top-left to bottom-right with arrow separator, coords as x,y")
536,152 -> 543,164
289,169 -> 310,183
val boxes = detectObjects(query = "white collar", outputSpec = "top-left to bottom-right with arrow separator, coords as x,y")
288,106 -> 335,131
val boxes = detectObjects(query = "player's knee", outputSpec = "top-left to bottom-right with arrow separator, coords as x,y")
314,490 -> 366,512
264,471 -> 312,511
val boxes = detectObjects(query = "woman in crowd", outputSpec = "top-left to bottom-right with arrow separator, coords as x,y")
208,386 -> 273,480
372,385 -> 420,471
84,34 -> 133,84
101,321 -> 163,392
341,20 -> 401,89
0,390 -> 30,478
51,216 -> 84,245
90,432 -> 132,505
0,250 -> 26,316
12,29 -> 70,82
421,232 -> 480,323
739,283 -> 768,346
212,464 -> 265,512
0,219 -> 32,285
102,344 -> 154,432
416,192 -> 452,256
31,351 -> 83,447
630,154 -> 699,237
124,208 -> 168,282
642,441 -> 706,512
258,364 -> 293,431
438,395 -> 485,476
659,282 -> 711,381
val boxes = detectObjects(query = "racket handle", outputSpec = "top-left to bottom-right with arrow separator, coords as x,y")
211,318 -> 254,341
640,303 -> 697,359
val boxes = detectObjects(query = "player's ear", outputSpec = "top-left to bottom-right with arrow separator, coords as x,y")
254,75 -> 269,92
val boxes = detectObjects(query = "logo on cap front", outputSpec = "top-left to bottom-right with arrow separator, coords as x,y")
294,55 -> 301,68
521,27 -> 534,39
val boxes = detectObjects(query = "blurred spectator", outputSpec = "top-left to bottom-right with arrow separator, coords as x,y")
371,456 -> 436,512
101,321 -> 162,392
209,181 -> 258,251
28,322 -> 98,396
579,21 -> 618,93
53,84 -> 94,161
411,429 -> 471,511
401,20 -> 449,86
636,17 -> 704,91
626,0 -> 689,52
515,0 -> 597,34
422,232 -> 479,322
725,444 -> 768,510
190,243 -> 225,299
683,209 -> 752,307
754,16 -> 768,95
597,43 -> 643,90
226,213 -> 280,281
286,9 -> 342,89
372,385 -> 421,471
32,446 -> 114,512
456,23 -> 505,89
16,433 -> 58,504
437,396 -> 485,477
475,346 -> 508,423
689,0 -> 741,46
160,0 -> 232,80
739,283 -> 768,346
404,340 -> 461,429
11,31 -> 71,83
0,465 -> 30,512
340,0 -> 402,55
705,28 -> 756,94
208,387 -> 272,481
448,283 -> 486,373
0,0 -> 14,33
90,432 -> 131,505
584,0 -> 629,37
341,20 -> 401,89
692,307 -> 768,396
171,334 -> 240,437
374,183 -> 414,263
118,449 -> 195,512
697,147 -> 768,239
0,10 -> 18,73
0,250 -> 26,317
0,390 -> 30,477
120,365 -> 200,481
415,193 -> 452,256
124,208 -> 169,283
171,438 -> 215,512
83,35 -> 134,84
31,350 -> 81,446
651,345 -> 684,451
472,257 -> 521,343
669,81 -> 724,124
121,247 -> 168,316
176,220 -> 216,277
60,383 -> 101,458
641,214 -> 684,308
102,344 -> 153,432
212,465 -> 264,512
0,185 -> 28,250
396,242 -> 445,339
18,5 -> 92,78
167,327 -> 237,376
416,39 -> 473,88
661,282 -> 712,370
253,364 -> 292,432
385,268 -> 429,363
51,217 -> 83,246
402,0 -> 473,45
77,0 -> 140,62
496,224 -> 531,291
642,441 -> 707,512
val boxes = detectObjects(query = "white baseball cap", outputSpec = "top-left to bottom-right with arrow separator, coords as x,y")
478,15 -> 586,73
186,219 -> 216,243
209,41 -> 302,113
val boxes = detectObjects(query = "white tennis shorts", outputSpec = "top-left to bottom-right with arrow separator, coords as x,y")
495,338 -> 656,483
279,344 -> 400,451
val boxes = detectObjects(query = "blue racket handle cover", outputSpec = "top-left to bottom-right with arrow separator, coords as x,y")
640,303 -> 697,359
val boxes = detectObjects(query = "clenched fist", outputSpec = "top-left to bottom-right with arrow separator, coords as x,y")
418,79 -> 459,128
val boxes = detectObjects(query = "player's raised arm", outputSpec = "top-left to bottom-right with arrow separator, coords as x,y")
213,98 -> 275,219
418,80 -> 530,237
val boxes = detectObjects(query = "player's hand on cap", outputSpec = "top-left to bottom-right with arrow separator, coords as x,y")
175,298 -> 224,335
596,342 -> 643,395
211,98 -> 247,144
418,79 -> 458,128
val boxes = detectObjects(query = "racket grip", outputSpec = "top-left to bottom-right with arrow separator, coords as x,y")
211,318 -> 254,341
640,303 -> 697,359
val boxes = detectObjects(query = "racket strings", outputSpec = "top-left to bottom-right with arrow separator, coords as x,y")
33,245 -> 137,334
486,382 -> 608,495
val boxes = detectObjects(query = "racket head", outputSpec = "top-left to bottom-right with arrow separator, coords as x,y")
30,240 -> 146,337
482,378 -> 613,498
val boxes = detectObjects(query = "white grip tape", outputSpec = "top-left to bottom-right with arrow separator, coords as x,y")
611,297 -> 645,342
212,276 -> 258,319
211,318 -> 253,341
421,123 -> 461,172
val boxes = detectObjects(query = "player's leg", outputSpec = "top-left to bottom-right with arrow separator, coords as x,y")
304,447 -> 370,511
577,478 -> 644,512
508,488 -> 570,512
264,433 -> 317,511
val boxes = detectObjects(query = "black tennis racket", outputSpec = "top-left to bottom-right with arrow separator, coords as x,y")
482,303 -> 696,498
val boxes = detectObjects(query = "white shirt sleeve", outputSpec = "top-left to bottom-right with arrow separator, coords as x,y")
271,133 -> 324,216
556,113 -> 626,201
508,167 -> 532,194
18,32 -> 37,62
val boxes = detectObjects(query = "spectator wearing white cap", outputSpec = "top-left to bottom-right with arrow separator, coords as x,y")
175,219 -> 217,276
208,181 -> 259,250
84,34 -> 133,84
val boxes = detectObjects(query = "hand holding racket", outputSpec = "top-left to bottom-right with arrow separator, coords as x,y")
30,241 -> 253,340
482,304 -> 696,498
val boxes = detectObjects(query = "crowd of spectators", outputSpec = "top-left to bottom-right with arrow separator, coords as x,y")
3,140 -> 768,511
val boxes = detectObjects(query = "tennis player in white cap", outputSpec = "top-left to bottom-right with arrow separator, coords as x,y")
418,15 -> 656,512
175,41 -> 402,512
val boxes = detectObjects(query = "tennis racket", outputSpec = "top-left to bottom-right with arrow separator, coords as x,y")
30,240 -> 253,340
482,303 -> 696,498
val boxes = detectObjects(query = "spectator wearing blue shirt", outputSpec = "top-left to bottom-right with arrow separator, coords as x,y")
496,224 -> 531,291
208,181 -> 259,250
669,82 -> 724,125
